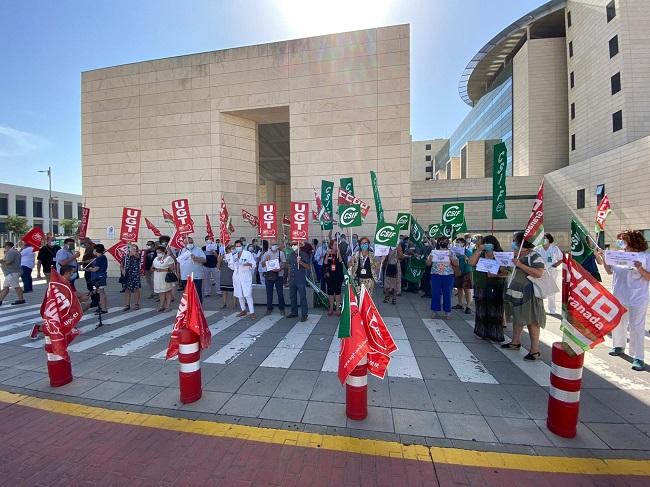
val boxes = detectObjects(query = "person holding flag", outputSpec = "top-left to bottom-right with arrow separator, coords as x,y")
535,233 -> 563,315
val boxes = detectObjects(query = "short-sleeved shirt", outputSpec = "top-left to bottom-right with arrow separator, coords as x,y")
202,244 -> 219,268
288,250 -> 310,285
261,249 -> 286,277
90,254 -> 108,282
20,247 -> 36,268
178,246 -> 206,280
37,245 -> 60,273
55,248 -> 77,273
509,251 -> 545,300
535,245 -> 563,269
1,248 -> 21,275
611,252 -> 650,307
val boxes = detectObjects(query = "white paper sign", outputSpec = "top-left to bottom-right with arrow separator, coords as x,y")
430,250 -> 450,264
374,244 -> 390,257
106,225 -> 115,239
476,257 -> 501,274
493,251 -> 515,267
177,251 -> 191,264
451,246 -> 465,255
266,258 -> 280,271
605,250 -> 643,268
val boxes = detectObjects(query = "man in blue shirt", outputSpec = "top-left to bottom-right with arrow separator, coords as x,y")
287,240 -> 310,322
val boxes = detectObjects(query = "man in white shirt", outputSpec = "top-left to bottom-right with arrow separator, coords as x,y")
535,232 -> 564,314
229,239 -> 256,318
177,236 -> 206,304
202,236 -> 222,297
19,241 -> 36,293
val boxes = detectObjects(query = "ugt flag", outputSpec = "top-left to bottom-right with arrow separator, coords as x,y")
560,254 -> 626,354
22,227 -> 45,250
523,181 -> 544,246
40,269 -> 83,362
166,276 -> 212,360
594,194 -> 611,233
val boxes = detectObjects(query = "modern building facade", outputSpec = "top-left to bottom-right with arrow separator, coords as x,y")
0,183 -> 83,237
81,25 -> 411,248
413,0 -> 650,246
411,139 -> 446,181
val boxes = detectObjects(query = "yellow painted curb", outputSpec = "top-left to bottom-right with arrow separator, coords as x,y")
1,389 -> 649,476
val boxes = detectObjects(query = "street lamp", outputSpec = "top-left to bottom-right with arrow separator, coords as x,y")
37,167 -> 52,234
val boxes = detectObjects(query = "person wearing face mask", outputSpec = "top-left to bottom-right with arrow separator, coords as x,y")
219,244 -> 236,308
177,237 -> 207,304
0,242 -> 26,306
287,240 -> 310,321
324,239 -> 345,315
121,243 -> 142,311
535,233 -> 563,315
55,238 -> 80,289
452,237 -> 473,314
37,237 -> 61,283
229,240 -> 256,318
468,235 -> 507,342
261,241 -> 286,315
313,239 -> 326,285
79,237 -> 96,301
349,237 -> 379,296
202,236 -> 220,298
427,237 -> 460,319
598,230 -> 650,371
142,240 -> 156,300
86,244 -> 109,314
151,245 -> 175,312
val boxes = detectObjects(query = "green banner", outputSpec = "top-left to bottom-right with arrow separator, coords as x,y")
396,212 -> 411,231
338,283 -> 352,338
340,177 -> 354,196
339,204 -> 362,227
452,218 -> 468,235
428,223 -> 441,238
374,222 -> 399,247
441,224 -> 457,240
405,255 -> 427,283
321,180 -> 334,230
370,170 -> 384,223
492,142 -> 508,220
441,203 -> 464,225
571,219 -> 593,265
410,218 -> 425,250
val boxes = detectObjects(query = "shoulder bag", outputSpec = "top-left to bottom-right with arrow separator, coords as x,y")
526,254 -> 559,299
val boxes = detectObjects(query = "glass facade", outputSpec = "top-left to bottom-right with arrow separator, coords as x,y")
435,64 -> 513,177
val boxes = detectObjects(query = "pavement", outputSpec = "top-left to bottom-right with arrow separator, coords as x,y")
1,276 -> 649,484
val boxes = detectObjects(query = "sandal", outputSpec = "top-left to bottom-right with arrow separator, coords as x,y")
500,342 -> 521,350
122,305 -> 131,312
383,296 -> 389,303
391,297 -> 396,305
524,352 -> 541,361
134,304 -> 140,310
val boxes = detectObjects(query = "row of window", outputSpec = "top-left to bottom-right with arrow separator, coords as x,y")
566,1 -> 616,28
0,194 -> 82,219
0,220 -> 61,235
576,185 -> 606,211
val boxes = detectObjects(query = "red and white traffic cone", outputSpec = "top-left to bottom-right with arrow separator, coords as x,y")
43,330 -> 73,387
547,342 -> 584,438
178,328 -> 202,404
346,356 -> 368,420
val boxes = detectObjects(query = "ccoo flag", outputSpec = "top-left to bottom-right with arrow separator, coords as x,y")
594,194 -> 611,233
523,181 -> 545,246
492,142 -> 508,219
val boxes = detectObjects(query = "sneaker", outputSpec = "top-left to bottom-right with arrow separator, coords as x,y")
608,347 -> 624,356
464,307 -> 472,314
632,359 -> 645,371
11,300 -> 26,305
452,304 -> 463,310
30,325 -> 40,340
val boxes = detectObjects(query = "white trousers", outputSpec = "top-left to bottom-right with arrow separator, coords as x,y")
545,268 -> 559,314
612,304 -> 646,361
239,296 -> 255,314
203,267 -> 220,295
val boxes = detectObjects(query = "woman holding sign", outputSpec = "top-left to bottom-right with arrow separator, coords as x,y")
599,230 -> 649,371
427,237 -> 459,319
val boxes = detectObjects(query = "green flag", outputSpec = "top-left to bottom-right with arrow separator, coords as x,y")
428,223 -> 441,238
340,177 -> 354,196
441,224 -> 457,240
321,180 -> 334,230
374,222 -> 399,247
451,218 -> 467,235
370,170 -> 384,223
307,276 -> 329,310
396,212 -> 411,231
338,283 -> 352,338
405,255 -> 427,283
441,203 -> 464,225
492,142 -> 508,219
339,204 -> 362,227
571,219 -> 593,265
410,218 -> 425,250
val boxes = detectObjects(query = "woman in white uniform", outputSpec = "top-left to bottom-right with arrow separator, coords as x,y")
535,233 -> 563,315
230,239 -> 256,318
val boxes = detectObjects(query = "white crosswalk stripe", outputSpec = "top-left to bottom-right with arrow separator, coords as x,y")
321,327 -> 340,373
384,317 -> 422,379
423,318 -> 498,383
0,309 -> 43,329
203,313 -> 284,364
0,303 -> 40,317
260,315 -> 321,368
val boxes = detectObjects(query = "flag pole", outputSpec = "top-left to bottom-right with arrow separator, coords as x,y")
507,240 -> 525,288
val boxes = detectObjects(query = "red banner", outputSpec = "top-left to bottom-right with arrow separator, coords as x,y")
145,217 -> 162,237
242,209 -> 259,228
162,208 -> 174,223
78,207 -> 90,239
312,210 -> 318,222
166,276 -> 212,360
205,215 -> 214,240
107,241 -> 129,265
290,202 -> 309,241
119,207 -> 141,242
360,285 -> 398,358
523,181 -> 544,246
40,269 -> 83,362
338,285 -> 370,384
169,230 -> 184,250
219,197 -> 231,246
337,188 -> 370,217
258,203 -> 277,239
21,227 -> 45,250
171,198 -> 194,235
595,194 -> 611,232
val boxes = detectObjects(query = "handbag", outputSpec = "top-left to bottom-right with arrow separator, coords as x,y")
118,274 -> 127,284
526,255 -> 559,299
165,271 -> 178,283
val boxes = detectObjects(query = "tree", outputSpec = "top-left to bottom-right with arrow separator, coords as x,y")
5,216 -> 29,237
60,218 -> 80,236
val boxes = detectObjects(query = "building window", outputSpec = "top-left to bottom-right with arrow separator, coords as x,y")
611,72 -> 621,94
567,11 -> 572,27
612,110 -> 623,132
609,36 -> 619,58
51,200 -> 59,219
570,71 -> 575,88
595,184 -> 606,204
33,220 -> 43,229
606,1 -> 616,22
15,196 -> 26,217
0,193 -> 7,215
568,41 -> 573,58
446,162 -> 451,180
425,155 -> 431,162
0,221 -> 6,233
425,166 -> 433,172
571,134 -> 576,151
425,143 -> 431,151
77,203 -> 83,219
570,102 -> 575,120
52,223 -> 59,235
577,189 -> 585,209
64,201 -> 73,219
33,198 -> 43,218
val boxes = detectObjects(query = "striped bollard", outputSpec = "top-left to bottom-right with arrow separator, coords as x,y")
547,342 -> 584,438
346,356 -> 368,420
43,329 -> 73,387
178,328 -> 202,404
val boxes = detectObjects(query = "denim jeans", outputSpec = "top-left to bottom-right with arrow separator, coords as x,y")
181,279 -> 203,305
265,277 -> 285,311
21,266 -> 33,293
430,273 -> 454,313
290,282 -> 308,318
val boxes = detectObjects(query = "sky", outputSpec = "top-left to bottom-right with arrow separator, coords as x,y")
0,0 -> 543,195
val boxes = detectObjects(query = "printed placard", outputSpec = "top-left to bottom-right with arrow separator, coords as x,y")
119,207 -> 141,242
290,201 -> 309,241
476,258 -> 501,274
604,250 -> 644,268
430,250 -> 450,264
494,251 -> 515,267
258,203 -> 277,239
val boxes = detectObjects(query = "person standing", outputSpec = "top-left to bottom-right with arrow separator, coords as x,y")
122,243 -> 142,311
142,241 -> 156,299
261,241 -> 286,315
219,244 -> 235,309
599,230 -> 649,371
80,237 -> 97,305
202,236 -> 219,297
177,237 -> 206,304
427,237 -> 459,319
287,240 -> 310,321
382,245 -> 403,305
55,238 -> 80,289
324,240 -> 345,316
452,237 -> 473,314
86,244 -> 109,315
19,241 -> 35,293
349,237 -> 379,295
0,242 -> 26,306
152,245 -> 175,312
230,240 -> 256,318
535,233 -> 563,315
36,237 -> 60,282
314,240 -> 327,288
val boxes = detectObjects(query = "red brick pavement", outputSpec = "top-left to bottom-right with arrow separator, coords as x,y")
0,402 -> 646,486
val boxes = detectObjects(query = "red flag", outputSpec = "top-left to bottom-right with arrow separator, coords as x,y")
312,210 -> 318,222
119,207 -> 141,242
258,203 -> 277,238
169,230 -> 184,250
282,213 -> 291,226
367,351 -> 391,379
162,208 -> 174,224
595,194 -> 611,232
145,218 -> 162,237
205,215 -> 214,240
242,209 -> 259,228
290,201 -> 309,241
172,198 -> 194,235
337,188 -> 370,217
338,285 -> 370,384
40,269 -> 83,362
313,187 -> 331,224
166,276 -> 212,360
523,181 -> 544,246
360,285 -> 398,357
78,207 -> 90,239
219,197 -> 232,246
21,227 -> 46,250
107,241 -> 129,265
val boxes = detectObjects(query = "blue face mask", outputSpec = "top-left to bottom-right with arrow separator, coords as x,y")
616,239 -> 626,249
236,247 -> 243,253
484,243 -> 494,252
511,242 -> 518,251
360,243 -> 369,251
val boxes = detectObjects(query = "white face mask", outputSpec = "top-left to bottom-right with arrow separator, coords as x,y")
271,245 -> 278,251
186,243 -> 195,250
156,252 -> 164,257
292,245 -> 299,251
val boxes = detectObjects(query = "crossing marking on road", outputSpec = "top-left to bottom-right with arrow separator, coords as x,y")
423,319 -> 497,384
260,315 -> 321,369
0,303 -> 40,317
321,327 -> 340,373
384,317 -> 422,379
0,309 -> 43,329
203,313 -> 284,364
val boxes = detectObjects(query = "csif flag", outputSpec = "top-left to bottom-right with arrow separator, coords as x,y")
523,181 -> 545,246
145,218 -> 162,237
40,269 -> 83,362
340,177 -> 354,196
441,203 -> 464,225
374,222 -> 399,248
339,204 -> 362,228
166,275 -> 212,360
492,142 -> 508,219
396,212 -> 411,231
409,218 -> 425,250
317,182 -> 334,230
428,223 -> 441,238
570,219 -> 593,265
405,255 -> 426,283
595,194 -> 611,233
